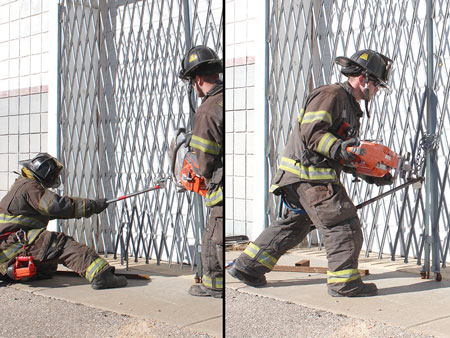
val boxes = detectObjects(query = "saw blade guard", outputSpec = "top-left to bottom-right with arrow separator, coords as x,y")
346,141 -> 406,178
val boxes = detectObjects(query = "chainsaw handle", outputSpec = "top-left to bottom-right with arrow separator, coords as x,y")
171,140 -> 185,181
170,141 -> 193,191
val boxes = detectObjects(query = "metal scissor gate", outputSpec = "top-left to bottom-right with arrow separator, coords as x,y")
266,0 -> 450,273
57,0 -> 222,269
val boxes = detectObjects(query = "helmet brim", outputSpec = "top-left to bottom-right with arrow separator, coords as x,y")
334,56 -> 356,68
18,158 -> 32,167
335,56 -> 392,93
179,60 -> 223,80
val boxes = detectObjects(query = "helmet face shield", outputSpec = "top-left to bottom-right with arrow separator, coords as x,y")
178,75 -> 192,88
376,61 -> 393,94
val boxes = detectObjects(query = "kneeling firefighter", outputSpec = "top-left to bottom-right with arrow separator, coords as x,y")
0,153 -> 127,289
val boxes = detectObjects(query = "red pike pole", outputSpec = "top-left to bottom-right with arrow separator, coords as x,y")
106,177 -> 168,204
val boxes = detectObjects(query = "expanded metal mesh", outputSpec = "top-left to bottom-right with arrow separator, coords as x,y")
57,0 -> 222,268
267,0 -> 450,265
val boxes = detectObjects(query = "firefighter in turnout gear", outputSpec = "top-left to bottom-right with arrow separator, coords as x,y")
0,153 -> 127,289
229,50 -> 394,297
179,45 -> 224,298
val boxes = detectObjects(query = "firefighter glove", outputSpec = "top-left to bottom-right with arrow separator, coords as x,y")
92,198 -> 109,214
330,138 -> 360,161
363,173 -> 394,186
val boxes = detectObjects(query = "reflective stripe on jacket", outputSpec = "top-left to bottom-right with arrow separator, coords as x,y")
0,176 -> 99,234
270,82 -> 363,194
0,228 -> 44,264
206,186 -> 223,207
190,80 -> 224,207
0,214 -> 46,229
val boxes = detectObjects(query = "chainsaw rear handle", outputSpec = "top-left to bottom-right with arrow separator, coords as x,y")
171,128 -> 194,190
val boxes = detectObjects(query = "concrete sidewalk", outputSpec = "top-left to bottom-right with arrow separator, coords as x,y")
10,257 -> 223,337
226,248 -> 450,338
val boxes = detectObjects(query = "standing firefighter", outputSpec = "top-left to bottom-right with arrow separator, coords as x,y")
179,45 -> 224,298
0,153 -> 127,289
229,50 -> 394,297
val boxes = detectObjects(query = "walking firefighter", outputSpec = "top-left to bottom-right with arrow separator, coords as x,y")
229,49 -> 394,297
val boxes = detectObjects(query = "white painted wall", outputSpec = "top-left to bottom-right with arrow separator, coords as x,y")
0,0 -> 51,199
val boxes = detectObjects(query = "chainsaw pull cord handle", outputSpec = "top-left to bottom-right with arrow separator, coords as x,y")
8,230 -> 36,281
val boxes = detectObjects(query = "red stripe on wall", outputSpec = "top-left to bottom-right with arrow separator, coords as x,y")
0,85 -> 49,98
226,56 -> 255,67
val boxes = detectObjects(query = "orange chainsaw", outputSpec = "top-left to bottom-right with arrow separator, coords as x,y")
345,141 -> 412,179
170,128 -> 207,197
340,140 -> 425,209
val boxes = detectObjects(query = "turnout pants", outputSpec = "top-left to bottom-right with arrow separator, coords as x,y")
235,181 -> 365,294
0,229 -> 109,283
201,205 -> 223,292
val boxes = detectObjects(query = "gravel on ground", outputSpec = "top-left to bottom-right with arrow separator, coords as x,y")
225,287 -> 434,338
0,284 -> 214,338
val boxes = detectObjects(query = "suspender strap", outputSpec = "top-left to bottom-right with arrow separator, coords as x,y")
280,194 -> 307,215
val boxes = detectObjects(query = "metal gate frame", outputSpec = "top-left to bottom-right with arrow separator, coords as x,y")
56,0 -> 223,270
264,0 -> 450,277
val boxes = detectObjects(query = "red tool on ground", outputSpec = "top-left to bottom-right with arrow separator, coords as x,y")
7,256 -> 37,281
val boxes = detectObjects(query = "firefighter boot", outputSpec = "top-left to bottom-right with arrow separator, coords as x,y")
228,266 -> 267,287
328,282 -> 378,297
188,284 -> 223,298
91,266 -> 128,290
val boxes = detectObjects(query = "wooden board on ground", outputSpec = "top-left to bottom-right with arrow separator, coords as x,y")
56,270 -> 151,280
273,264 -> 369,276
